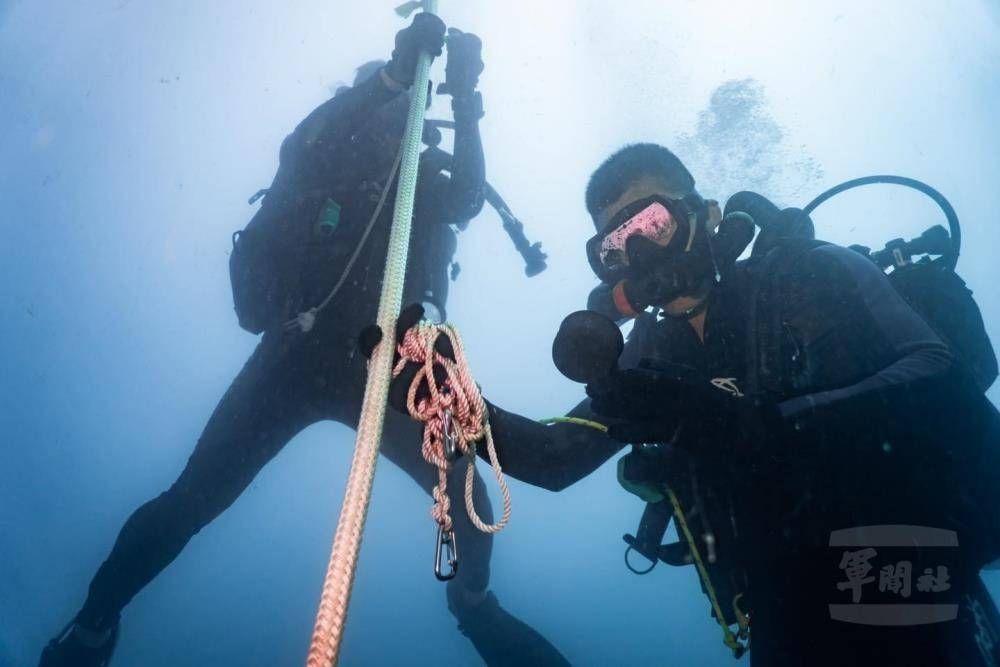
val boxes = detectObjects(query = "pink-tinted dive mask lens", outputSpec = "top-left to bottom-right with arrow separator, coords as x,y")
598,201 -> 678,271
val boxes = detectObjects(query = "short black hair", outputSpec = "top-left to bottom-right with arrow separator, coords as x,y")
585,143 -> 696,218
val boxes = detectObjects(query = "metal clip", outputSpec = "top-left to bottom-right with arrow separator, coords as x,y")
434,525 -> 459,581
442,409 -> 458,462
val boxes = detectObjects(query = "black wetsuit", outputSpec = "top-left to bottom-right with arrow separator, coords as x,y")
487,241 -> 1000,666
75,70 -> 493,630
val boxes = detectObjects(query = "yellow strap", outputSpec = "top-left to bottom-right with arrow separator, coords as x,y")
535,416 -> 749,657
538,416 -> 609,432
666,487 -> 748,658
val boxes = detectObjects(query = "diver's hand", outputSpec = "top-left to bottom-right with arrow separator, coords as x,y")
357,302 -> 425,359
439,28 -> 483,98
358,303 -> 455,413
586,363 -> 696,445
586,361 -> 700,421
385,13 -> 446,88
587,359 -> 779,454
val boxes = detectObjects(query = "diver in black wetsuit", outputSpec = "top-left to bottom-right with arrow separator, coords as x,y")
40,15 -> 568,667
385,144 -> 1000,666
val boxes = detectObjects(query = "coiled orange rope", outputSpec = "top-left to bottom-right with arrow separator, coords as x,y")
396,321 -> 511,537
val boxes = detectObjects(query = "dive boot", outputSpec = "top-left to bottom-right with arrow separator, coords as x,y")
449,588 -> 571,667
39,618 -> 119,667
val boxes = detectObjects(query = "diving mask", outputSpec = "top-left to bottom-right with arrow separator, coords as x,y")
586,194 -> 706,284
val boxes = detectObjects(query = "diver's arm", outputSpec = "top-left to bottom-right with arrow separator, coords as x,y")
427,96 -> 486,225
485,398 -> 625,492
776,244 -> 958,428
480,309 -> 653,491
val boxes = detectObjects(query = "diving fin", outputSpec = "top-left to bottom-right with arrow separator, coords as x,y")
39,618 -> 119,667
449,589 -> 570,667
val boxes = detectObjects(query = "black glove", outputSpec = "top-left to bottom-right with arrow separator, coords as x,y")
586,358 -> 780,456
384,13 -> 446,88
438,28 -> 483,98
358,303 -> 455,413
586,359 -> 701,418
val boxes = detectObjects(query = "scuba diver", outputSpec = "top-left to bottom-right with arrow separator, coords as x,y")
376,143 -> 1000,665
41,14 -> 568,667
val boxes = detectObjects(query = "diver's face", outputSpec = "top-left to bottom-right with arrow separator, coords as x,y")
592,177 -> 722,316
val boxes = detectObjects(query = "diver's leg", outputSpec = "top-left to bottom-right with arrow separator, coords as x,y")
80,335 -> 320,626
379,411 -> 570,667
42,334 -> 320,666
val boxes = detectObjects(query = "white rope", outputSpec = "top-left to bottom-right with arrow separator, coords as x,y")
463,426 -> 512,534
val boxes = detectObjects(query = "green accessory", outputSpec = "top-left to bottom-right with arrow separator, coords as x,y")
617,457 -> 665,504
315,198 -> 342,237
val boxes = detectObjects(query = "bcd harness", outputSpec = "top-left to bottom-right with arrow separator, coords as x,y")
230,120 -> 547,336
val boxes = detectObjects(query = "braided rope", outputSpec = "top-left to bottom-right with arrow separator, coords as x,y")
306,3 -> 438,665
397,321 -> 511,535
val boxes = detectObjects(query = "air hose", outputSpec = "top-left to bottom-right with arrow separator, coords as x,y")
802,175 -> 961,271
307,2 -> 439,665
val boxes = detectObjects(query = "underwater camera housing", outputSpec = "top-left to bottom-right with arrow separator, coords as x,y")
551,310 -> 623,384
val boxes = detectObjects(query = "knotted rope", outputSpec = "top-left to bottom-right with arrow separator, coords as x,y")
396,321 -> 511,536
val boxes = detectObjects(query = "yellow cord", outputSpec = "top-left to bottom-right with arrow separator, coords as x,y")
539,416 -> 749,658
538,416 -> 609,432
666,488 -> 748,658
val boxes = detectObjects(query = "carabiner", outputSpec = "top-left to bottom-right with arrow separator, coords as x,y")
442,409 -> 459,462
434,525 -> 459,581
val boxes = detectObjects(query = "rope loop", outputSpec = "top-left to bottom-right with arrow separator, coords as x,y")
394,321 -> 511,536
